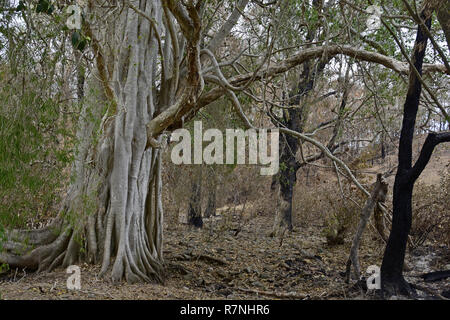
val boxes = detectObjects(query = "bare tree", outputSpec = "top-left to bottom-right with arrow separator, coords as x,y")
380,0 -> 450,297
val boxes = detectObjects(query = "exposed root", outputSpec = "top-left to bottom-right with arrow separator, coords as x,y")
381,276 -> 417,298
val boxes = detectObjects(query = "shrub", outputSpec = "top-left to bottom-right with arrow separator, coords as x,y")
410,170 -> 450,248
0,66 -> 75,233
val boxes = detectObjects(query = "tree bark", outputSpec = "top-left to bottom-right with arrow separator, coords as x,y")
436,0 -> 450,52
345,173 -> 388,283
0,0 -> 236,285
271,59 -> 319,236
204,170 -> 217,218
188,166 -> 203,228
0,1 -> 171,284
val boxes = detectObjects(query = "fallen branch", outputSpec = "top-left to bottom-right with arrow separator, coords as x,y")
174,253 -> 228,266
235,287 -> 308,299
345,173 -> 388,283
421,270 -> 450,282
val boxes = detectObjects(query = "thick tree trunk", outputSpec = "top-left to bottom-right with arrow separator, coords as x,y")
1,1 -> 166,284
274,149 -> 297,235
271,91 -> 305,236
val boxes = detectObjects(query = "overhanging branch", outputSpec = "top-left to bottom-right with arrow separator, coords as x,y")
146,43 -> 449,140
408,131 -> 450,182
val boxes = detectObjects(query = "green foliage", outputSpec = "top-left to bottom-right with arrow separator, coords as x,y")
0,225 -> 5,251
16,1 -> 26,12
36,0 -> 55,15
0,68 -> 75,234
71,31 -> 90,52
0,263 -> 9,274
411,171 -> 450,248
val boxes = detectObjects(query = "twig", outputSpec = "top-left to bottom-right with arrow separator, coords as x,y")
413,284 -> 449,300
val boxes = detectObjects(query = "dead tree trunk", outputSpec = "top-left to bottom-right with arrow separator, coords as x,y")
345,173 -> 388,283
380,3 -> 450,297
374,202 -> 389,243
